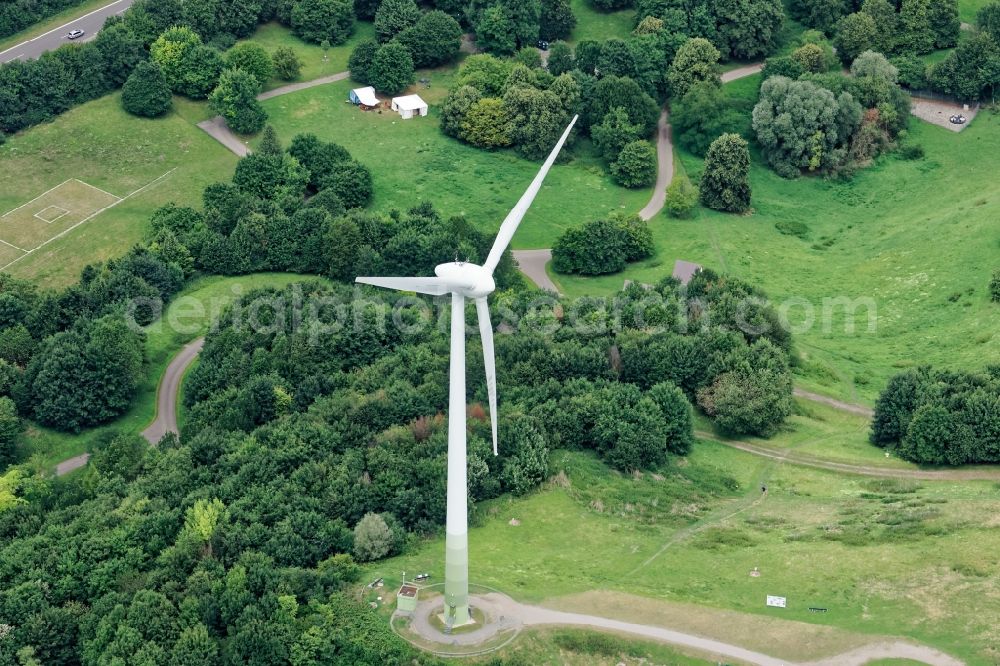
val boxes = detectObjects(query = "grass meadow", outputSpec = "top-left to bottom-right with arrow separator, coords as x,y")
0,92 -> 238,288
260,76 -> 652,250
557,78 -> 1000,403
16,273 -> 321,469
369,445 -> 1000,665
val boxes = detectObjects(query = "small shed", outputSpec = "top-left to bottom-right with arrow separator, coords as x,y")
397,583 -> 419,613
349,86 -> 379,108
672,260 -> 702,286
391,94 -> 429,119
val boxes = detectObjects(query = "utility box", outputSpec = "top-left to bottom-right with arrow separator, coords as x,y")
397,584 -> 419,613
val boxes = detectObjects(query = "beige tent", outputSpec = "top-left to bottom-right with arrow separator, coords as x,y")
391,94 -> 428,119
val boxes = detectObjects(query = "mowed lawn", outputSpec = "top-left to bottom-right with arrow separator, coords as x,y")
558,83 -> 1000,403
0,92 -> 237,288
236,20 -> 376,87
370,446 -> 1000,665
260,76 -> 652,249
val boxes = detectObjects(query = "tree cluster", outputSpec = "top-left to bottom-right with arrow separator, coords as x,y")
632,0 -> 785,60
0,0 -> 92,39
439,55 -> 582,159
753,53 -> 909,178
871,366 -> 1000,465
0,249 -> 184,434
0,193 -> 798,663
0,0 -> 338,135
552,214 -> 654,275
790,0 -> 959,59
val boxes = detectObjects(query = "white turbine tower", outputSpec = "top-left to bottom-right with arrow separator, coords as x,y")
357,115 -> 577,626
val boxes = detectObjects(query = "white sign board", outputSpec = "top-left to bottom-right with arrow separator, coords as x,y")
766,595 -> 787,608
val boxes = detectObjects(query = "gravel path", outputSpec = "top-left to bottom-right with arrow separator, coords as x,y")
512,249 -> 559,293
407,592 -> 964,666
638,108 -> 673,221
141,337 -> 205,444
198,72 -> 350,156
721,63 -> 764,83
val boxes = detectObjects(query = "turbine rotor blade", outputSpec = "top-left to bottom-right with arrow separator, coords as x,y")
356,276 -> 452,295
483,115 -> 579,274
475,298 -> 498,456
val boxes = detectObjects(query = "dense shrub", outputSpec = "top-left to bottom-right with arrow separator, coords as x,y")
672,82 -> 750,157
291,0 -> 356,45
121,60 -> 173,117
610,140 -> 657,188
396,11 -> 462,67
552,215 -> 653,275
664,175 -> 698,218
700,133 -> 751,213
272,46 -> 302,80
209,67 -> 268,134
225,41 -> 274,88
871,366 -> 1000,465
17,316 -> 145,432
368,41 -> 414,94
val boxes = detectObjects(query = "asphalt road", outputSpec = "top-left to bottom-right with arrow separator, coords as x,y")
141,337 -> 204,445
0,0 -> 134,64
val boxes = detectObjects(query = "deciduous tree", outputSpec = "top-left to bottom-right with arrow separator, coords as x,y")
700,133 -> 751,213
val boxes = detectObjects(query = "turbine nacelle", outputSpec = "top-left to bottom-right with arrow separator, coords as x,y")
434,261 -> 495,299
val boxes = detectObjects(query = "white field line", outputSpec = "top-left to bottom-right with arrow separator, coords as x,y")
0,168 -> 177,272
0,239 -> 28,254
0,0 -> 130,59
34,205 -> 70,224
1,179 -> 74,218
73,178 -> 123,203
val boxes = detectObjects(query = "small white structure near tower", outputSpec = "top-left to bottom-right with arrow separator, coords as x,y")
391,94 -> 429,119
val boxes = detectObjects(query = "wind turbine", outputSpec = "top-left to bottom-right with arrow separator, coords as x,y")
356,115 -> 577,626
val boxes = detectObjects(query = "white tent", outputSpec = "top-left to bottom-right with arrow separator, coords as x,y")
391,94 -> 429,119
349,86 -> 379,107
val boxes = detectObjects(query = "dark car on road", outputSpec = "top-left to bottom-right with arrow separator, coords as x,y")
67,29 -> 85,39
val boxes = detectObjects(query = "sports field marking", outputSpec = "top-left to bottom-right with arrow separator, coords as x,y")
74,178 -> 123,203
34,205 -> 70,223
0,238 -> 28,253
1,179 -> 75,219
0,168 -> 178,272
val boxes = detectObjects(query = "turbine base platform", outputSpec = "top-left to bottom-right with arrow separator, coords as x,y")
391,583 -> 522,656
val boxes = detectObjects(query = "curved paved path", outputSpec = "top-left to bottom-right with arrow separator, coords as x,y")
198,72 -> 350,156
407,592 -> 963,666
519,63 -> 762,289
54,337 -> 204,476
638,108 -> 673,221
512,249 -> 559,293
141,337 -> 205,445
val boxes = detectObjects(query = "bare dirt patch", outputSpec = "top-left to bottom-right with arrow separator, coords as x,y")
910,97 -> 979,132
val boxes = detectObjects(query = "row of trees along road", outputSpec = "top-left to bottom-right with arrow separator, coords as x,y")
0,0 -> 351,138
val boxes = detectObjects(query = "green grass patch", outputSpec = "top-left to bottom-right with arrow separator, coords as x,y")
370,443 -> 1000,664
959,0 -> 990,23
568,0 -> 636,44
260,77 -> 651,249
559,95 -> 1000,403
0,92 -> 237,289
235,21 -> 376,88
15,273 -> 323,470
